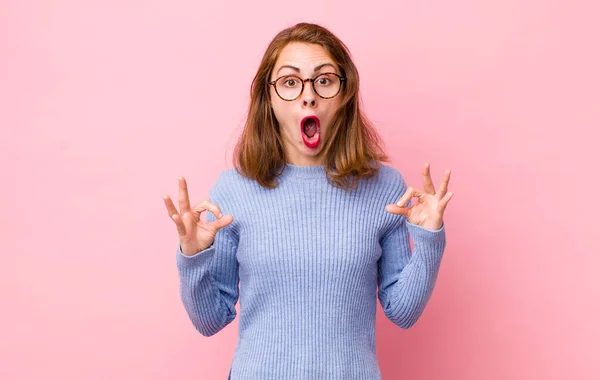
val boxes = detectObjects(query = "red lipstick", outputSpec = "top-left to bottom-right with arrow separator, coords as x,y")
300,115 -> 320,149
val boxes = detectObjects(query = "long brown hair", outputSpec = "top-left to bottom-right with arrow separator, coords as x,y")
233,22 -> 390,191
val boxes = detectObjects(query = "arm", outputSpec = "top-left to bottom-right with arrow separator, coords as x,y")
377,190 -> 447,329
176,178 -> 240,337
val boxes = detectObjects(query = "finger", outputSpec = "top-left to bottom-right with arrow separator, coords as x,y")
207,214 -> 234,230
170,213 -> 187,237
396,186 -> 421,207
194,200 -> 223,219
163,195 -> 179,218
422,162 -> 436,195
439,191 -> 454,210
385,203 -> 409,216
437,169 -> 451,198
179,177 -> 192,214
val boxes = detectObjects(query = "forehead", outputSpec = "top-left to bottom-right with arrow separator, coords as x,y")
274,42 -> 337,73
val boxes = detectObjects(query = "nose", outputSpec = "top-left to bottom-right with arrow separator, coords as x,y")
301,79 -> 317,107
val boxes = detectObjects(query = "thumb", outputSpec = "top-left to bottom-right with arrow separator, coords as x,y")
209,214 -> 234,230
385,204 -> 409,216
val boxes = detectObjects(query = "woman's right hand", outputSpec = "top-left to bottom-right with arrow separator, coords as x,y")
163,176 -> 234,256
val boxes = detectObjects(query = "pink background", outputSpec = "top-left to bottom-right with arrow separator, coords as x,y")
1,0 -> 598,379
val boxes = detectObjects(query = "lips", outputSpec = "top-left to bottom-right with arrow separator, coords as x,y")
300,115 -> 320,149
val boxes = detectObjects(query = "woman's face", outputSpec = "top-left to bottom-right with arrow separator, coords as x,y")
269,42 -> 342,166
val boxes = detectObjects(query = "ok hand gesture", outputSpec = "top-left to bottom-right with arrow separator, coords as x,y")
163,177 -> 233,256
385,163 -> 453,231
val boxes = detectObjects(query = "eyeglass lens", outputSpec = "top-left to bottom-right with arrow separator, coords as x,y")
275,73 -> 341,100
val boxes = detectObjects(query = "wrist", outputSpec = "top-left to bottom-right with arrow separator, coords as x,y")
420,220 -> 443,231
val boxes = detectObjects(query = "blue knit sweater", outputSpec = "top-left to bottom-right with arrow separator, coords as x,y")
176,163 -> 446,379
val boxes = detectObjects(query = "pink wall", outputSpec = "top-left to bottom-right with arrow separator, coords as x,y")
1,1 -> 598,379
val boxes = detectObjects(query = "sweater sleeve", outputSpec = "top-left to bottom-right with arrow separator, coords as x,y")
377,173 -> 447,329
175,173 -> 240,337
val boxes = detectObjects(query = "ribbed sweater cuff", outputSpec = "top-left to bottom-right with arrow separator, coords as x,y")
406,221 -> 446,268
176,244 -> 216,270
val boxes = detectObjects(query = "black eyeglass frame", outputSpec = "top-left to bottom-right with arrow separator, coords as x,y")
268,72 -> 346,101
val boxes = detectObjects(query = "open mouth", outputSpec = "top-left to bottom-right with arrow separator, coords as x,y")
300,115 -> 320,148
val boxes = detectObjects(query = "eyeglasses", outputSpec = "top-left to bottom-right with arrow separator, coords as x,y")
268,72 -> 346,101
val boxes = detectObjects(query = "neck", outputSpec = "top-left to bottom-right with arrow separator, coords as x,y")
284,152 -> 324,167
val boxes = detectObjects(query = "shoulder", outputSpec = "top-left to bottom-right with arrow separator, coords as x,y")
369,163 -> 408,191
213,167 -> 240,187
212,167 -> 252,188
209,167 -> 256,202
360,163 -> 411,207
205,169 -> 245,229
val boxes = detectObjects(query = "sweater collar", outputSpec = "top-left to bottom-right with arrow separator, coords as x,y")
279,162 -> 327,180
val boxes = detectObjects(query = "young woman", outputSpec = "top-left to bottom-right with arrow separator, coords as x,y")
163,22 -> 453,380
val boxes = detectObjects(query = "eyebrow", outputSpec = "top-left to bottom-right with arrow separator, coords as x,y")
276,63 -> 337,76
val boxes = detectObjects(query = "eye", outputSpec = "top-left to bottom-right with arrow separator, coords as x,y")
282,77 -> 299,87
317,77 -> 331,85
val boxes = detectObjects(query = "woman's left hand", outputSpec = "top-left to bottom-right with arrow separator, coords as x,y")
385,162 -> 453,231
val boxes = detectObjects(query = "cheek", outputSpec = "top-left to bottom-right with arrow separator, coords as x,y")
271,100 -> 293,126
323,100 -> 341,125
269,101 -> 282,124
